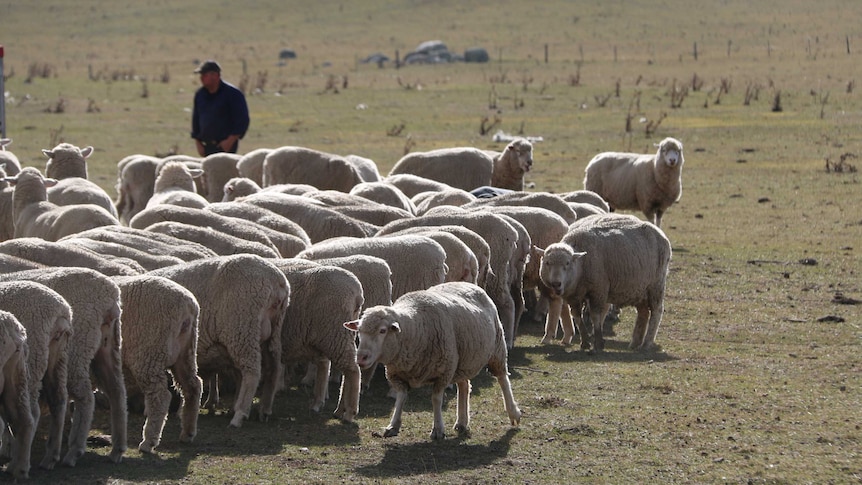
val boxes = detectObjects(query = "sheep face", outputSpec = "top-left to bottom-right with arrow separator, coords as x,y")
539,243 -> 586,298
344,307 -> 400,370
507,140 -> 534,173
655,138 -> 683,169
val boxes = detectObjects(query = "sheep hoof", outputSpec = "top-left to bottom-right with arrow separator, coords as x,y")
454,424 -> 470,436
38,456 -> 58,470
383,426 -> 399,438
430,428 -> 446,440
540,336 -> 554,345
108,448 -> 125,464
138,441 -> 156,455
179,432 -> 196,444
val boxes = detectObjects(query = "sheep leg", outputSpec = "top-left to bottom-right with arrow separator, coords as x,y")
429,382 -> 447,440
256,344 -> 281,422
453,379 -> 471,434
383,379 -> 409,437
170,349 -> 202,444
640,298 -> 664,351
589,301 -> 611,352
569,300 -> 592,350
488,353 -> 522,426
360,362 -> 378,394
203,373 -> 219,410
310,358 -> 331,413
138,380 -> 171,454
559,301 -> 576,346
540,296 -> 562,345
230,364 -> 261,428
630,303 -> 651,350
62,371 -> 95,467
2,369 -> 34,480
39,357 -> 69,469
91,334 -> 128,464
333,362 -> 360,423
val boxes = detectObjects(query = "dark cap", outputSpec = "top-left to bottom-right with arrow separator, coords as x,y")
194,60 -> 221,74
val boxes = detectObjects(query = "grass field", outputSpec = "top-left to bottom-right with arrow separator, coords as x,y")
1,1 -> 861,483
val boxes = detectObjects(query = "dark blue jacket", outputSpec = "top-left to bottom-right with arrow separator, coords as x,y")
191,80 -> 250,144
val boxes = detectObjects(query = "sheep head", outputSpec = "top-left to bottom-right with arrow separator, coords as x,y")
504,138 -> 534,173
345,306 -> 401,369
654,137 -> 683,169
538,243 -> 586,298
43,142 -> 94,180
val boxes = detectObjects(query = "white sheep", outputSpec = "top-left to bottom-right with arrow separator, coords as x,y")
583,137 -> 684,227
42,142 -> 119,218
539,213 -> 672,352
387,138 -> 534,191
0,237 -> 145,276
297,235 -> 448,300
305,189 -> 415,227
273,260 -> 363,422
0,253 -> 44,272
0,138 -> 22,175
236,148 -> 272,187
205,201 -> 311,247
382,229 -> 478,284
145,160 -> 209,209
221,176 -> 262,201
0,267 -> 127,466
113,275 -> 202,454
0,310 -> 34,479
560,189 -> 611,213
262,146 -> 363,191
384,173 -> 456,198
461,191 -> 578,224
149,254 -> 290,427
349,181 -> 415,214
58,237 -> 185,271
200,152 -> 241,203
412,188 -> 476,215
312,255 -> 393,308
0,164 -> 16,241
0,281 -> 71,471
4,166 -> 119,241
114,154 -> 161,225
66,225 -> 218,262
144,221 -> 281,258
344,154 -> 382,182
344,282 -> 521,439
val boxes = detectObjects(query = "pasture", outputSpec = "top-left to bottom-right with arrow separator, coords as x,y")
0,0 -> 860,483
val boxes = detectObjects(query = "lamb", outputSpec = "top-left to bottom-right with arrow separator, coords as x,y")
222,176 -> 262,201
273,260 -> 363,422
145,160 -> 209,209
297,235 -> 448,300
149,254 -> 290,427
262,146 -> 363,191
384,173 -> 456,198
387,138 -> 534,191
539,213 -> 672,352
0,310 -> 34,479
0,138 -> 22,175
344,154 -> 382,182
0,267 -> 127,466
200,152 -> 241,203
349,181 -> 415,214
236,148 -> 272,187
0,281 -> 72,471
239,192 -> 377,242
65,225 -> 218,262
344,282 -> 521,439
5,166 -> 119,241
144,221 -> 281,258
114,154 -> 161,225
113,275 -> 202,454
583,137 -> 684,227
0,237 -> 145,276
42,142 -> 119,218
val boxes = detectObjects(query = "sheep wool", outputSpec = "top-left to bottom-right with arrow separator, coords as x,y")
0,310 -> 34,479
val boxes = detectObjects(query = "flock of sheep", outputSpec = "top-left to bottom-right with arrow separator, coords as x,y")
0,135 -> 684,479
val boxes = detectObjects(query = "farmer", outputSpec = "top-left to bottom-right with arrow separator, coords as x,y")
190,59 -> 249,156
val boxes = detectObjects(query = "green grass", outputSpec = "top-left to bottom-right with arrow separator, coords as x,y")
2,0 -> 862,483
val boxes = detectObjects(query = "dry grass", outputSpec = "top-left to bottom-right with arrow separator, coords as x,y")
0,0 -> 860,483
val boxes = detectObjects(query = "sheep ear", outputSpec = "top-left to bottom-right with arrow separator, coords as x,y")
389,322 -> 401,333
571,251 -> 587,262
42,149 -> 54,159
81,146 -> 94,158
343,320 -> 359,332
43,177 -> 58,188
189,168 -> 204,179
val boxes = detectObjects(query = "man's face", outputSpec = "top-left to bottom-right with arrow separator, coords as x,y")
199,71 -> 220,92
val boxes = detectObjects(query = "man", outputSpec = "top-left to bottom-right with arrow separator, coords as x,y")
191,60 -> 250,156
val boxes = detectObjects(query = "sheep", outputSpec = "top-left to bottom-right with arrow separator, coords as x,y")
0,138 -> 22,176
412,188 -> 476,215
114,154 -> 161,225
377,208 -> 520,348
384,173 -> 457,198
349,181 -> 415,214
222,176 -> 262,201
200,152 -> 241,203
0,164 -> 15,241
539,213 -> 672,352
297,235 -> 448,300
205,201 -> 311,246
583,137 -> 684,228
344,154 -> 382,182
0,267 -> 127,466
145,160 -> 209,209
262,146 -> 363,191
0,253 -> 45,273
560,189 -> 611,213
57,237 -> 186,271
0,281 -> 71,471
144,221 -> 281,258
304,190 -> 414,227
0,310 -> 34,479
379,229 -> 478,284
42,142 -> 119,218
65,225 -> 218,262
129,204 -> 281,255
0,237 -> 145,276
344,282 -> 521,440
236,148 -> 272,187
461,191 -> 577,224
149,254 -> 290,427
4,167 -> 119,241
312,255 -> 393,309
239,192 -> 377,242
387,138 -> 534,191
112,275 -> 202,454
261,183 -> 320,196
273,260 -> 363,422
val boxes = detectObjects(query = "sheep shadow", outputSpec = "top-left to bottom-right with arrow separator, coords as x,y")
541,339 -> 679,364
354,427 -> 519,479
